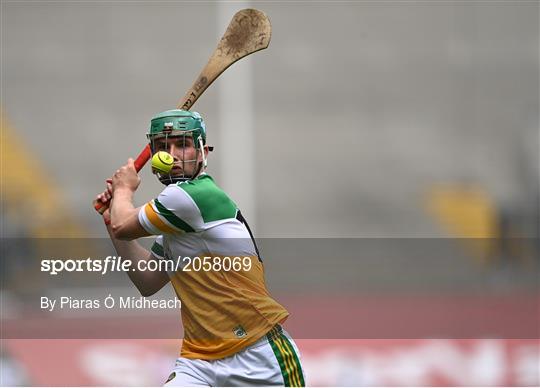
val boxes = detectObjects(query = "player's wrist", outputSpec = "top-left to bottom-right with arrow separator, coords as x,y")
114,186 -> 135,198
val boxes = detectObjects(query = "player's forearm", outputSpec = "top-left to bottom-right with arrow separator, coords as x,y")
105,225 -> 169,296
106,224 -> 149,261
110,189 -> 140,239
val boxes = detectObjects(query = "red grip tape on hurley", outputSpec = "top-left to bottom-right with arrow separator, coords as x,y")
93,144 -> 152,214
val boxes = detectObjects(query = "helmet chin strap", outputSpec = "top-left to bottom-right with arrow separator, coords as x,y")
199,136 -> 208,169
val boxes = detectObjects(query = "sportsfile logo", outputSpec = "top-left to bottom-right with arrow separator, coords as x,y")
41,256 -> 129,275
40,256 -> 253,275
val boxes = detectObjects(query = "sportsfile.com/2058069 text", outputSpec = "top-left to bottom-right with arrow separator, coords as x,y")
40,256 -> 253,275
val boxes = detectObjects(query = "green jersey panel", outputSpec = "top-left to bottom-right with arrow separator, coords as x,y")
178,175 -> 237,223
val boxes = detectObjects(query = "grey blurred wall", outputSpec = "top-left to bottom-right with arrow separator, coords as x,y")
3,1 -> 538,237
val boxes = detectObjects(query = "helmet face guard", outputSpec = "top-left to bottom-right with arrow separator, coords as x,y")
147,110 -> 210,184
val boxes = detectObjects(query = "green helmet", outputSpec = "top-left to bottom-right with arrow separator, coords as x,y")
147,109 -> 207,148
147,109 -> 210,185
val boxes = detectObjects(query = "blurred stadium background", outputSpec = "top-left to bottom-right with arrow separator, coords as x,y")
1,1 -> 538,386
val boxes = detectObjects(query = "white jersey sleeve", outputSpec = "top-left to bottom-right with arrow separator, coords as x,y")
138,184 -> 200,235
138,175 -> 238,236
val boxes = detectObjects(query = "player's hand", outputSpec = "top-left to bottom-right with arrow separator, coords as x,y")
95,179 -> 113,225
112,158 -> 141,193
95,179 -> 113,203
102,207 -> 111,225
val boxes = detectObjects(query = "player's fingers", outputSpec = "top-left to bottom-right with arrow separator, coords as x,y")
127,158 -> 136,171
117,165 -> 129,174
97,192 -> 108,204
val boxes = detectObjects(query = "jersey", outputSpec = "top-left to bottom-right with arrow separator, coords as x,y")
138,174 -> 289,360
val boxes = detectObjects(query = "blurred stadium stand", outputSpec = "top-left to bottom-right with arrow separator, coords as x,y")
1,2 -> 538,386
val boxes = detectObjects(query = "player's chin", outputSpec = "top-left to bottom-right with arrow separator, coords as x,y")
170,167 -> 195,178
168,169 -> 183,177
